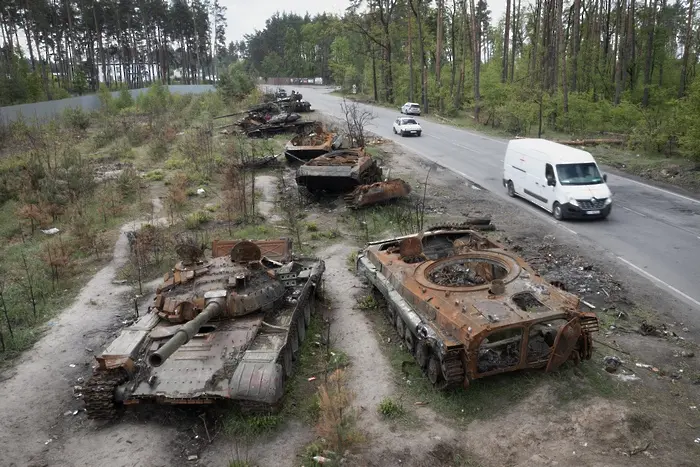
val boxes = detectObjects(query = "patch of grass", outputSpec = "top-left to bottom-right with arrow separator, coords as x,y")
357,294 -> 381,311
228,461 -> 255,467
306,222 -> 319,232
346,252 -> 358,272
184,210 -> 212,229
280,311 -> 326,423
377,397 -> 405,419
144,169 -> 165,181
224,413 -> 283,438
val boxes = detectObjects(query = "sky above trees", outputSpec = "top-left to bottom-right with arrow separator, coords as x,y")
220,0 -> 506,42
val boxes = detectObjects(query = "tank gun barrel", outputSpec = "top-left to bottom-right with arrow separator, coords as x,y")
148,297 -> 225,367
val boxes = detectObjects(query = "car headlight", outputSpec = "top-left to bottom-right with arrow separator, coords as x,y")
568,197 -> 579,207
604,197 -> 612,206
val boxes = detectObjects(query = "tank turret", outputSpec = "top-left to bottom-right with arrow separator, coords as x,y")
82,238 -> 324,419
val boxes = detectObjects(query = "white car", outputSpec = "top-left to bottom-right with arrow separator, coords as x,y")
393,117 -> 422,137
401,102 -> 421,115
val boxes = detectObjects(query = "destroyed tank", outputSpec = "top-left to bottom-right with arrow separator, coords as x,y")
284,123 -> 342,162
344,179 -> 412,208
82,238 -> 324,419
295,148 -> 383,194
356,224 -> 599,389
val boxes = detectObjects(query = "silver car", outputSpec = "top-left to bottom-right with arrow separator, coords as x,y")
401,102 -> 421,115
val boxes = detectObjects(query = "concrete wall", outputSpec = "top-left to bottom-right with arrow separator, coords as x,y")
0,84 -> 216,126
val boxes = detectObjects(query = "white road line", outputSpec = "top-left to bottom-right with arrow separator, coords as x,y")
613,175 -> 700,205
617,256 -> 700,308
618,204 -> 648,218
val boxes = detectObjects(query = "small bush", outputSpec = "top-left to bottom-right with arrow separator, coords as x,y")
116,166 -> 141,198
164,156 -> 188,170
62,107 -> 90,130
225,414 -> 282,437
377,397 -> 405,419
306,222 -> 319,232
357,294 -> 380,310
185,210 -> 212,229
144,170 -> 164,181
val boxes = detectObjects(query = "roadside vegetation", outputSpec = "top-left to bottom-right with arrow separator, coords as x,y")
0,66 -> 260,363
246,4 -> 700,192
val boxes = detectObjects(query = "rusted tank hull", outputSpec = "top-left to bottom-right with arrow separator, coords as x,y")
284,124 -> 337,162
355,226 -> 598,390
344,179 -> 412,208
295,149 -> 383,194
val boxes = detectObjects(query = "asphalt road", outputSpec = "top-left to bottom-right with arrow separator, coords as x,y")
277,85 -> 700,312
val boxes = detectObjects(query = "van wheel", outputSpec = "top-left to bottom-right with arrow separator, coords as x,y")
553,202 -> 564,220
393,127 -> 397,134
507,181 -> 515,197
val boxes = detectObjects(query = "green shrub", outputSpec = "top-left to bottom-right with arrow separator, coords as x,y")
185,210 -> 212,229
377,397 -> 405,418
144,170 -> 164,181
62,107 -> 91,130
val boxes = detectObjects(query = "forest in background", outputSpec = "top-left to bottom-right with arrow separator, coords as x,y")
0,0 -> 244,104
243,1 -> 700,162
2,1 -> 700,162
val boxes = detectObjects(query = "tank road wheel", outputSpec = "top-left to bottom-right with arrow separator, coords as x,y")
386,304 -> 397,324
303,299 -> 312,327
427,356 -> 444,387
415,341 -> 430,369
281,345 -> 294,378
289,319 -> 300,358
83,368 -> 128,420
395,315 -> 405,338
404,329 -> 416,355
296,316 -> 306,345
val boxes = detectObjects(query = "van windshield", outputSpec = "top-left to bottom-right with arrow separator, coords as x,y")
555,163 -> 604,185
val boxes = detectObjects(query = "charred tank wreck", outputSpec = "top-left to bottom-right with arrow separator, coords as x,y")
356,224 -> 599,388
83,238 -> 324,419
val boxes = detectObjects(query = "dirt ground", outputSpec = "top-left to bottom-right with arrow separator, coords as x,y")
2,124 -> 700,467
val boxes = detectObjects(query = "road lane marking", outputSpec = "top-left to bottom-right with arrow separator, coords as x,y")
613,175 -> 700,205
618,204 -> 648,218
616,256 -> 700,308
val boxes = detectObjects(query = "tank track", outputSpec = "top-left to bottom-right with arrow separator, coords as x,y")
424,220 -> 495,232
437,352 -> 466,390
83,368 -> 128,420
236,275 -> 320,416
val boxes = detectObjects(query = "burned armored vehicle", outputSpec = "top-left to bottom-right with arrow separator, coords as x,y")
295,148 -> 383,194
344,179 -> 412,208
83,239 -> 324,419
285,123 -> 342,162
356,225 -> 598,389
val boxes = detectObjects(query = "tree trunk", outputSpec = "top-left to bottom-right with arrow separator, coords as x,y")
23,1 -> 36,71
531,0 -> 542,86
410,0 -> 429,113
642,0 -> 658,106
449,0 -> 457,98
503,0 -> 511,82
572,0 -> 580,91
558,0 -> 569,112
679,0 -> 694,97
613,0 -> 625,104
510,0 -> 520,82
454,0 -> 470,110
436,0 -> 444,111
469,0 -> 481,121
408,14 -> 415,102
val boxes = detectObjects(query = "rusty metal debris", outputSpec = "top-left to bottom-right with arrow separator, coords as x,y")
344,179 -> 412,208
82,238 -> 324,420
295,148 -> 383,194
356,225 -> 599,389
284,123 -> 341,162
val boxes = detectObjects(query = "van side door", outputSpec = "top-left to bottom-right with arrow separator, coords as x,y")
538,163 -> 557,208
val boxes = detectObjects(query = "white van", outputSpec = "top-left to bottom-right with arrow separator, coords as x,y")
502,138 -> 612,220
